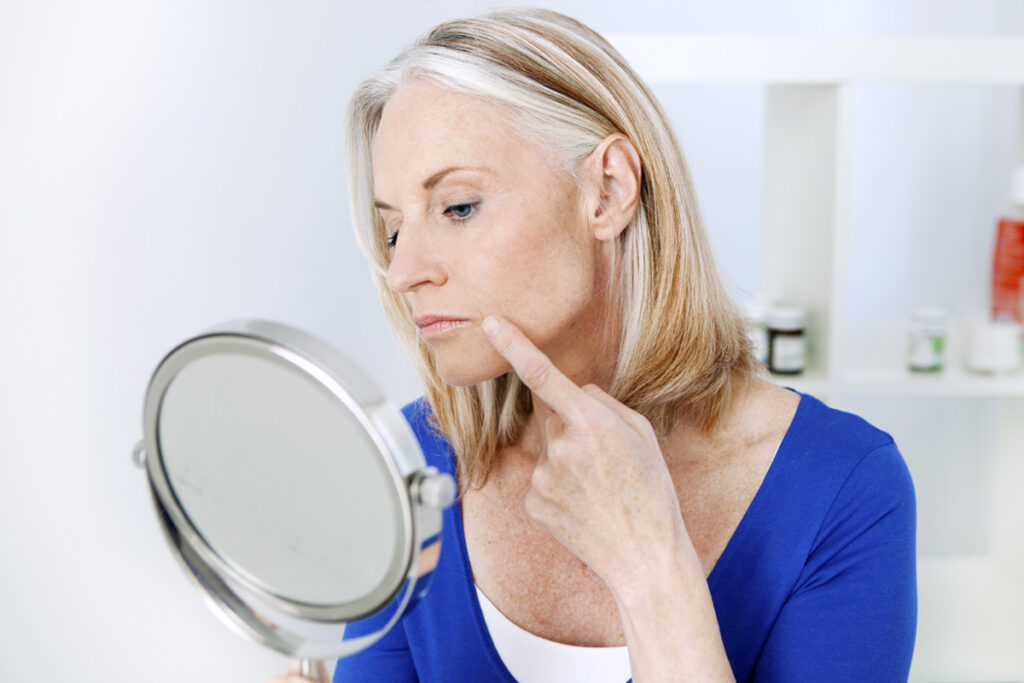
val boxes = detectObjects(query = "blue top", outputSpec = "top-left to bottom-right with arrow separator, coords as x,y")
334,391 -> 917,682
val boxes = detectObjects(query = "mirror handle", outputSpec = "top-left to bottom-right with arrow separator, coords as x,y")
298,658 -> 323,680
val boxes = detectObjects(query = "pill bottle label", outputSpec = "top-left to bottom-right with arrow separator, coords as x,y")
908,330 -> 945,372
771,336 -> 805,373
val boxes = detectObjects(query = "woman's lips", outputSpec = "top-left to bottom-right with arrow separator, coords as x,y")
415,316 -> 470,340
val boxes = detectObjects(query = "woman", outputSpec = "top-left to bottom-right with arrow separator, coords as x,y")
276,8 -> 916,682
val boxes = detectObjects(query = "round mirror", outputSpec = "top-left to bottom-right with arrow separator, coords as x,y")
135,320 -> 454,665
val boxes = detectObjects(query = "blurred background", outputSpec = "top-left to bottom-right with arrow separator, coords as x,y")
1,1 -> 1022,681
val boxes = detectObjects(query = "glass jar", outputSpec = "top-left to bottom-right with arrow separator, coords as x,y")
767,306 -> 806,375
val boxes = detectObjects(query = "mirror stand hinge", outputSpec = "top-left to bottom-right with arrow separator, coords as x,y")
410,468 -> 456,510
132,440 -> 146,469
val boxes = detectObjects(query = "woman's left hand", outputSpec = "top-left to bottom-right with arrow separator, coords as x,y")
482,315 -> 691,590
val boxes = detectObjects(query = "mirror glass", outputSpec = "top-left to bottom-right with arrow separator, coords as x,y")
157,350 -> 403,607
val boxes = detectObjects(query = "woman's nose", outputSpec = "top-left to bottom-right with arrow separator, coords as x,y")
385,226 -> 447,293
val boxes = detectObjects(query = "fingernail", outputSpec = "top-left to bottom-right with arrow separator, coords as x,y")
482,316 -> 501,336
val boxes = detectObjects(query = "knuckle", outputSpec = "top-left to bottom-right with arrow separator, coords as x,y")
632,413 -> 657,440
530,463 -> 549,489
545,414 -> 562,432
577,410 -> 609,434
545,440 -> 570,466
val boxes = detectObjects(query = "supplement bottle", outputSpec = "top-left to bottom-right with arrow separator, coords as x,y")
991,166 -> 1024,323
767,306 -> 806,375
907,307 -> 948,372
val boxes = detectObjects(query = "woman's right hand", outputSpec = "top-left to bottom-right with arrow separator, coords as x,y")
267,658 -> 329,683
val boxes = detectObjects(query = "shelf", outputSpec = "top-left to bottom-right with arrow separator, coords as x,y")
770,369 -> 1024,397
839,368 -> 1024,397
760,317 -> 1024,397
605,35 -> 1024,84
829,320 -> 1024,396
912,556 -> 1024,682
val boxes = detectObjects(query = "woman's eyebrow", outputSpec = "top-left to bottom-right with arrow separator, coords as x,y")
422,165 -> 493,189
374,166 -> 494,209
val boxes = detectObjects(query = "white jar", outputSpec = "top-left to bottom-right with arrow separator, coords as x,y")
907,307 -> 948,372
966,319 -> 1022,375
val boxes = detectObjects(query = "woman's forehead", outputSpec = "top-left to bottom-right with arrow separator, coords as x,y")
371,81 -> 551,190
376,82 -> 511,151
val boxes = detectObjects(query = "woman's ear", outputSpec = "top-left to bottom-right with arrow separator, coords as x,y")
582,133 -> 642,241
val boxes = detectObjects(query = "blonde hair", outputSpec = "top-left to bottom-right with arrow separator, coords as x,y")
347,8 -> 758,488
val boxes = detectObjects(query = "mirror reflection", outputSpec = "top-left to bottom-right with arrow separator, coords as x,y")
158,350 -> 402,607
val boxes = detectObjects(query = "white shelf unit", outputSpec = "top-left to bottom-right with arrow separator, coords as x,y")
608,35 -> 1024,681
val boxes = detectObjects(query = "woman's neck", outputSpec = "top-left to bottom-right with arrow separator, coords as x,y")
510,370 -> 762,472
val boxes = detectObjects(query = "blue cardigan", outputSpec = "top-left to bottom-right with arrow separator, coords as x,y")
335,392 -> 917,682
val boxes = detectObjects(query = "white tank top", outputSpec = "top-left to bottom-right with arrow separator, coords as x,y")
475,585 -> 632,683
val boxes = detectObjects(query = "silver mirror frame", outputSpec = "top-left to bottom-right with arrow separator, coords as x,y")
136,320 -> 451,660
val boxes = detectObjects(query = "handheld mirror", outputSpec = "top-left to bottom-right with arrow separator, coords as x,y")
133,320 -> 454,672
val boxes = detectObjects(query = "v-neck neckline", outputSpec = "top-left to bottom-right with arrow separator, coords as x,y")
706,389 -> 806,587
441,390 -> 807,683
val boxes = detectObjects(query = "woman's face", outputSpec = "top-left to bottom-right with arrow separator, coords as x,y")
371,79 -> 610,386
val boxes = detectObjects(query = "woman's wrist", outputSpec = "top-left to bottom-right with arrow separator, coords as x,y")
611,537 -> 734,682
610,533 -> 703,614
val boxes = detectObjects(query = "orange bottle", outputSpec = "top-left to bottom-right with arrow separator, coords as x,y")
991,166 -> 1024,323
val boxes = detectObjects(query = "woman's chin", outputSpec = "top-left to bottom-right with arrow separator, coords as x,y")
434,353 -> 511,387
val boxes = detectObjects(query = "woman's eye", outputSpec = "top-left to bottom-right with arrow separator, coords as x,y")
443,202 -> 478,221
385,231 -> 399,248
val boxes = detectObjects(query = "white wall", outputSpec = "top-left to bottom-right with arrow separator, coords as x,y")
0,1 -> 1020,680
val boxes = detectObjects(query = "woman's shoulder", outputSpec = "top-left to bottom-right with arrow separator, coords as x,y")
788,391 -> 895,453
765,388 -> 896,477
714,389 -> 914,589
777,390 -> 914,519
735,381 -> 900,484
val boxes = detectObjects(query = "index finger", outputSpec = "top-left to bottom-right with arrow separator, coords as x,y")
482,315 -> 589,423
